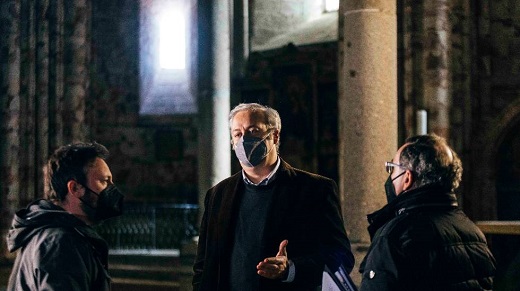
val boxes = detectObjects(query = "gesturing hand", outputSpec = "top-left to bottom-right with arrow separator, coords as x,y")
257,239 -> 289,280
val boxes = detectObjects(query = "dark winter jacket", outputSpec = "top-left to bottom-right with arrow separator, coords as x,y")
359,184 -> 496,291
6,199 -> 111,291
193,159 -> 354,291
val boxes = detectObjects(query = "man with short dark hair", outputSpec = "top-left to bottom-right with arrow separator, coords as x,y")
193,103 -> 354,291
359,134 -> 496,290
6,142 -> 124,291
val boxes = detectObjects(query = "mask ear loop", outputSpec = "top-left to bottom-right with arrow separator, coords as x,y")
391,170 -> 406,182
71,181 -> 100,210
78,182 -> 101,197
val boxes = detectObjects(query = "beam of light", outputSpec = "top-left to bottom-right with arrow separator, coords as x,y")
160,9 -> 186,69
325,0 -> 339,12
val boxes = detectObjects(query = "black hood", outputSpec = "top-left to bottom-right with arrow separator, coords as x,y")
6,199 -> 87,252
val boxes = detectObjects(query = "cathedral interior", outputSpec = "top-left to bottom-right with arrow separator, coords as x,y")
1,0 -> 520,290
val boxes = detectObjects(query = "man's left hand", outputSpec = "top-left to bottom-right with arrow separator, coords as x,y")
257,239 -> 289,280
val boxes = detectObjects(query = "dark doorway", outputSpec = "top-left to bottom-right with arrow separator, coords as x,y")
494,120 -> 520,291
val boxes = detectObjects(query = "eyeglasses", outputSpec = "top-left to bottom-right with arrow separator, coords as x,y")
385,161 -> 409,174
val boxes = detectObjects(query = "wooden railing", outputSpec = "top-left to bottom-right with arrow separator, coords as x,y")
476,220 -> 520,235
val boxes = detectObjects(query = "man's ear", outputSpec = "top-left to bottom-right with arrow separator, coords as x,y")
67,180 -> 83,197
402,170 -> 414,191
272,129 -> 280,145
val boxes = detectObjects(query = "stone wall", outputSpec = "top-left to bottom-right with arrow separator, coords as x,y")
471,2 -> 520,287
90,0 -> 198,203
468,0 -> 520,220
250,0 -> 323,49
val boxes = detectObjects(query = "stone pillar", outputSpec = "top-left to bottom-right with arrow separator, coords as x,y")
423,0 -> 451,138
197,0 -> 231,219
231,0 -> 249,106
232,0 -> 248,78
338,0 -> 397,284
63,0 -> 90,142
0,0 -> 21,261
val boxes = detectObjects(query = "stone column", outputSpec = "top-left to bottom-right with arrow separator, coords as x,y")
231,0 -> 249,106
422,0 -> 451,138
197,0 -> 231,218
338,0 -> 397,284
0,0 -> 21,261
63,0 -> 90,142
232,0 -> 248,79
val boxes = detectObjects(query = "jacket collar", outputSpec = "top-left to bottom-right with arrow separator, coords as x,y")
241,157 -> 281,186
366,184 -> 458,239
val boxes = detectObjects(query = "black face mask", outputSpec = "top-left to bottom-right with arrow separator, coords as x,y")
80,184 -> 124,221
384,171 -> 405,204
233,131 -> 273,168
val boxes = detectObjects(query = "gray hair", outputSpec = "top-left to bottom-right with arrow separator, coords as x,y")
399,134 -> 463,192
228,103 -> 282,150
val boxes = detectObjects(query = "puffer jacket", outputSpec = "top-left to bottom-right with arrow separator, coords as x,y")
6,199 -> 111,291
359,184 -> 496,291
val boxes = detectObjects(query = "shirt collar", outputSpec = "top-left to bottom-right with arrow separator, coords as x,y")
242,157 -> 281,186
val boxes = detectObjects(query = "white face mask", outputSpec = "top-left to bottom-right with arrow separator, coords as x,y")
233,132 -> 272,168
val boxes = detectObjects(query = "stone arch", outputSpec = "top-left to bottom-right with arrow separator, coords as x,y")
478,98 -> 520,220
485,99 -> 520,291
495,117 -> 520,221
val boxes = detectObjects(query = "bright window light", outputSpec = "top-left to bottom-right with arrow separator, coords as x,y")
160,9 -> 186,69
324,0 -> 339,12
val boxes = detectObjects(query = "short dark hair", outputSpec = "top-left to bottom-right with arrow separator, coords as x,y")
46,142 -> 109,201
399,134 -> 462,192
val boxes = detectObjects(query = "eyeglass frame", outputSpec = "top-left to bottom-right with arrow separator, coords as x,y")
385,161 -> 411,175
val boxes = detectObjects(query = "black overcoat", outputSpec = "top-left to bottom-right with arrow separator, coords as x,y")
193,159 -> 354,291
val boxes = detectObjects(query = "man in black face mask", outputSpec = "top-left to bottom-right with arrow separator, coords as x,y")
6,142 -> 124,291
359,134 -> 496,291
193,103 -> 355,291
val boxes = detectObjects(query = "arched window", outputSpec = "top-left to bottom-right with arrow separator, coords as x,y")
324,0 -> 339,12
140,0 -> 196,115
160,10 -> 186,69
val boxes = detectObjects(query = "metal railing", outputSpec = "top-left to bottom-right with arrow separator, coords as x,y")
95,203 -> 199,250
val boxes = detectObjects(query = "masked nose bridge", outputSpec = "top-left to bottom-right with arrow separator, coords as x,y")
247,140 -> 261,160
246,132 -> 270,156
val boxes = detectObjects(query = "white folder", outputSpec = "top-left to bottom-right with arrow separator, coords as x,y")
321,264 -> 358,291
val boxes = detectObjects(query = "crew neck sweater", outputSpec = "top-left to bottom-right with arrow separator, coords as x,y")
230,181 -> 277,291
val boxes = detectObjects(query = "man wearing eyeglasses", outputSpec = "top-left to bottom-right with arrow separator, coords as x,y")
359,134 -> 496,291
193,103 -> 355,291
